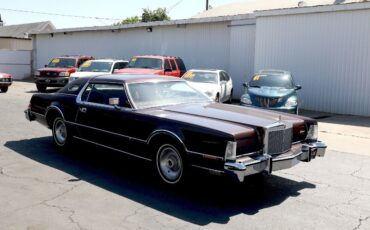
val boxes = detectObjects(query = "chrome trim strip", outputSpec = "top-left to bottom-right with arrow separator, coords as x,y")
30,111 -> 46,118
66,121 -> 146,143
147,129 -> 223,160
45,106 -> 64,119
191,165 -> 224,174
73,136 -> 152,162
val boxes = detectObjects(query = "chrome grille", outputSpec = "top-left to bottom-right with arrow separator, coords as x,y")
264,124 -> 293,155
40,71 -> 59,77
256,97 -> 280,108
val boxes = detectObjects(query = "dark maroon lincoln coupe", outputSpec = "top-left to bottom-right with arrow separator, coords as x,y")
25,74 -> 326,185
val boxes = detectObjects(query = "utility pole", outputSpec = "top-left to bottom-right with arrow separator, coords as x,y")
206,0 -> 209,10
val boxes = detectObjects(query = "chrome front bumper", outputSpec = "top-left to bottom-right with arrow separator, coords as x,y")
224,141 -> 327,182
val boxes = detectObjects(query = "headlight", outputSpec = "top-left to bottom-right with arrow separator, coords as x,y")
34,71 -> 40,76
241,94 -> 252,105
306,124 -> 318,141
59,72 -> 70,77
285,96 -> 298,107
225,141 -> 237,161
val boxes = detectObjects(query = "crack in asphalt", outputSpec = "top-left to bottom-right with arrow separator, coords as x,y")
350,165 -> 370,182
353,216 -> 370,230
0,164 -> 71,186
40,183 -> 87,230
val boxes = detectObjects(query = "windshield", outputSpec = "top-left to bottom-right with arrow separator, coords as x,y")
47,58 -> 76,68
127,57 -> 162,70
127,81 -> 210,109
249,74 -> 294,88
182,71 -> 218,84
78,61 -> 113,73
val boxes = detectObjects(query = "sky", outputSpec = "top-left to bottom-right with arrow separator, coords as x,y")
0,0 -> 249,29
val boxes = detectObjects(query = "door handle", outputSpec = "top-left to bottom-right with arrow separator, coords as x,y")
80,107 -> 87,113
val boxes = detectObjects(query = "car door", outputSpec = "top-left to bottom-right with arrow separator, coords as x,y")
219,72 -> 227,101
169,58 -> 180,77
75,83 -> 146,157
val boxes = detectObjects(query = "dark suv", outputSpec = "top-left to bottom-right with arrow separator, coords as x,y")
34,55 -> 94,92
115,55 -> 186,77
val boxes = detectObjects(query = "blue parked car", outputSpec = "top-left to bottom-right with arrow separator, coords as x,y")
240,70 -> 301,114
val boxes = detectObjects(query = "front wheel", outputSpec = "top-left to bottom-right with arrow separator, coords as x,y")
156,144 -> 185,185
0,86 -> 8,93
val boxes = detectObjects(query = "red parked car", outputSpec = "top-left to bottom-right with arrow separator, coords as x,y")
0,72 -> 12,93
34,55 -> 94,92
115,55 -> 186,77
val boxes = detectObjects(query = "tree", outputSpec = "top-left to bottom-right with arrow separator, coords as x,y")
114,8 -> 170,26
141,8 -> 170,23
113,16 -> 140,26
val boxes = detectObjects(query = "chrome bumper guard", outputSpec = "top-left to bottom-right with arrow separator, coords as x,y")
224,141 -> 327,182
24,109 -> 35,121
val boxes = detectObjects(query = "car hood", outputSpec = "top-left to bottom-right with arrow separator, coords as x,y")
71,72 -> 110,77
187,82 -> 218,93
140,103 -> 306,138
0,73 -> 11,78
248,87 -> 295,98
115,68 -> 162,75
38,67 -> 76,72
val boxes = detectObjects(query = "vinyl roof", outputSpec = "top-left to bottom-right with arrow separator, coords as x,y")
0,21 -> 55,39
193,0 -> 361,18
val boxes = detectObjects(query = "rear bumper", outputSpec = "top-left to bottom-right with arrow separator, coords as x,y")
24,109 -> 36,122
224,141 -> 327,182
35,77 -> 69,87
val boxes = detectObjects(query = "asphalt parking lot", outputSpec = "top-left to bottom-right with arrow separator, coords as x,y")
1,81 -> 370,230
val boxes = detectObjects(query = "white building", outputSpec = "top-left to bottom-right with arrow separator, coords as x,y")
31,1 -> 370,116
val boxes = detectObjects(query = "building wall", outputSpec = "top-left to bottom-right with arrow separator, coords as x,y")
34,22 -> 231,75
255,9 -> 370,116
0,38 -> 32,50
0,50 -> 31,79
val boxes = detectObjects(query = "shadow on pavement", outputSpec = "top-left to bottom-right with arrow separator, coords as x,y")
5,137 -> 315,226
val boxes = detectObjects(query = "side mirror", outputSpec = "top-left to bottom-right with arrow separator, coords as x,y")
295,85 -> 302,90
243,82 -> 249,88
44,64 -> 47,68
164,68 -> 172,73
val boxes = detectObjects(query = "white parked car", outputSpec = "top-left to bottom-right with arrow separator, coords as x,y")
69,59 -> 128,82
182,69 -> 233,103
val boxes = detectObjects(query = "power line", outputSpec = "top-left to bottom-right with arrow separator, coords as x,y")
168,0 -> 184,12
0,7 -> 121,21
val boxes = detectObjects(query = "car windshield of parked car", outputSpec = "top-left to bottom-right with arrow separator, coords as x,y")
128,81 -> 211,109
182,71 -> 218,84
127,58 -> 162,70
47,58 -> 76,68
249,74 -> 294,88
78,61 -> 113,73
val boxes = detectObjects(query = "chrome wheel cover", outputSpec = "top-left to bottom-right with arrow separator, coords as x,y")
157,145 -> 183,183
54,119 -> 67,146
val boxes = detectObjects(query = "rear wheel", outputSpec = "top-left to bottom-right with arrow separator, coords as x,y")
36,84 -> 46,92
156,143 -> 185,185
228,89 -> 233,104
0,86 -> 8,93
52,117 -> 73,149
215,93 -> 220,103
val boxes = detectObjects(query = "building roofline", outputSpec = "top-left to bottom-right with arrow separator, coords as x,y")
0,36 -> 31,40
254,1 -> 370,17
30,14 -> 255,35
